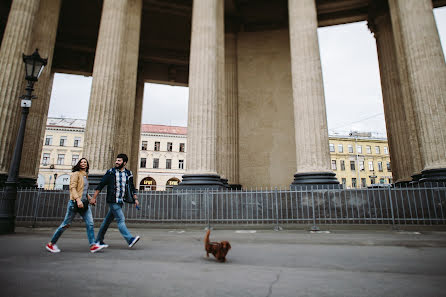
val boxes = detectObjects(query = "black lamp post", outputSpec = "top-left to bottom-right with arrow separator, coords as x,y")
53,173 -> 58,189
0,49 -> 47,234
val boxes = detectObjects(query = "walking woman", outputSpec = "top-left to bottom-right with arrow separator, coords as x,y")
45,158 -> 105,253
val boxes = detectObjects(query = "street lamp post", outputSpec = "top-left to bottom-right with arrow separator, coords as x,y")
0,49 -> 47,234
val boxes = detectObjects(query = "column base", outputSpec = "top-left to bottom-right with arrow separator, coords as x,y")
87,174 -> 104,189
0,174 -> 7,188
0,182 -> 17,234
175,174 -> 225,190
419,168 -> 446,186
220,178 -> 230,188
290,172 -> 342,189
229,184 -> 242,190
18,177 -> 37,188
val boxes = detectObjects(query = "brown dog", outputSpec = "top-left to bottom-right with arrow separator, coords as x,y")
204,229 -> 231,262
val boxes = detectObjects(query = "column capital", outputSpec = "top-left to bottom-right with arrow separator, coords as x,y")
367,0 -> 389,36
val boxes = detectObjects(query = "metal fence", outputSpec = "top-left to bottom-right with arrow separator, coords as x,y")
1,184 -> 445,228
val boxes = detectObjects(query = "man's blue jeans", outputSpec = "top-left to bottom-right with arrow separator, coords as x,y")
96,203 -> 133,244
50,200 -> 95,245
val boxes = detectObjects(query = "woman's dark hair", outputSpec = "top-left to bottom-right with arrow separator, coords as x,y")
72,158 -> 89,173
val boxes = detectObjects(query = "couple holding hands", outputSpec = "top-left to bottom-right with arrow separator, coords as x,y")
45,153 -> 141,253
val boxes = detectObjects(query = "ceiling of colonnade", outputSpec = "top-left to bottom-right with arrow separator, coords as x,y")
1,0 -> 446,85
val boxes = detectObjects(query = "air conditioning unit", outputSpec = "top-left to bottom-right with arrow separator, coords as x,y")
49,164 -> 55,169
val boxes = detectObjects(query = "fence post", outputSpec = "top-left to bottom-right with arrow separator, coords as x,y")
273,187 -> 282,231
32,188 -> 41,228
310,186 -> 320,231
388,185 -> 397,230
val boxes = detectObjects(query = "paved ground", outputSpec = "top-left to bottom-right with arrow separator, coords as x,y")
1,226 -> 446,297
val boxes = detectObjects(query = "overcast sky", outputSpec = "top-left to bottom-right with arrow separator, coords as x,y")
47,7 -> 446,136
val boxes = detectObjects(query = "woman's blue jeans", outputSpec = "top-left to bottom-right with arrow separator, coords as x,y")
50,200 -> 95,246
96,203 -> 133,244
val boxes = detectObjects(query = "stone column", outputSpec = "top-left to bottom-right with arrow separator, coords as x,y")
130,74 -> 144,182
368,0 -> 422,185
19,0 -> 61,186
225,32 -> 240,188
388,0 -> 446,182
0,0 -> 40,186
216,4 -> 227,187
114,0 -> 142,164
178,0 -> 224,188
288,0 -> 339,188
83,0 -> 127,179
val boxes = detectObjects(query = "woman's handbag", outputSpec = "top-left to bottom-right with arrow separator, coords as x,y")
74,197 -> 89,213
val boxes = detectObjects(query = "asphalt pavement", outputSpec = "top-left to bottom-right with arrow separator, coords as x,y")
1,226 -> 446,297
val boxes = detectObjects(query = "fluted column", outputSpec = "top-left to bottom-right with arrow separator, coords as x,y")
288,0 -> 339,187
0,0 -> 40,185
83,0 -> 127,177
130,75 -> 144,181
178,0 -> 224,188
388,0 -> 446,182
19,0 -> 61,185
216,2 -> 227,186
225,33 -> 240,188
114,0 -> 142,162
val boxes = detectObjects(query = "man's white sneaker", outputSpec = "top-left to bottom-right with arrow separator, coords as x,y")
46,243 -> 61,253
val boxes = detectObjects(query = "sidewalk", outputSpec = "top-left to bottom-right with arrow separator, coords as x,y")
1,227 -> 446,297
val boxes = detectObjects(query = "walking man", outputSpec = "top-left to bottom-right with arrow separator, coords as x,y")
90,154 -> 140,248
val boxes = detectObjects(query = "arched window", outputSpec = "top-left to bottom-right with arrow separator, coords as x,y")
55,174 -> 70,190
139,177 -> 157,191
166,177 -> 180,190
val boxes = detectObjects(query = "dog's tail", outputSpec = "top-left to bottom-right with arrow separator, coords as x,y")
204,229 -> 211,246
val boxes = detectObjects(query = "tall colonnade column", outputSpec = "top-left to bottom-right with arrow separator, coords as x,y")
130,74 -> 145,182
83,0 -> 132,180
179,0 -> 224,188
0,0 -> 40,186
113,0 -> 142,165
388,0 -> 446,182
224,32 -> 240,189
19,0 -> 62,186
288,0 -> 339,188
368,0 -> 422,185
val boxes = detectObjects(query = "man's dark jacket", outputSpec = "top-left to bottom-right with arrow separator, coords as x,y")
95,167 -> 137,204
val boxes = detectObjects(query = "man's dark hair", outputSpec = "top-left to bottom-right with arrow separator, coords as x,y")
72,158 -> 89,173
117,153 -> 128,163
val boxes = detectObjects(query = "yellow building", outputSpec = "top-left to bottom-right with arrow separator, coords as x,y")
329,132 -> 392,189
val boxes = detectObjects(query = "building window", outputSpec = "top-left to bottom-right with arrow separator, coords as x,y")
341,178 -> 346,187
141,141 -> 147,150
366,145 -> 371,154
331,160 -> 337,170
153,158 -> 159,169
179,159 -> 184,169
59,136 -> 67,146
389,178 -> 393,184
167,142 -> 173,152
352,178 -> 357,188
154,142 -> 160,151
357,145 -> 362,154
350,160 -> 355,171
379,178 -> 385,184
348,145 -> 353,153
387,161 -> 391,172
140,158 -> 146,168
340,160 -> 345,171
74,137 -> 81,147
45,136 -> 52,146
329,143 -> 335,152
57,154 -> 65,165
375,146 -> 380,154
359,161 -> 365,171
166,159 -> 172,169
338,144 -> 343,153
370,177 -> 376,184
368,161 -> 374,171
384,146 -> 388,154
361,178 -> 367,188
179,143 -> 185,152
378,161 -> 383,172
71,154 -> 79,166
42,153 -> 50,165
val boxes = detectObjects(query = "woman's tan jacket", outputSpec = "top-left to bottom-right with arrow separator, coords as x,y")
69,170 -> 87,201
